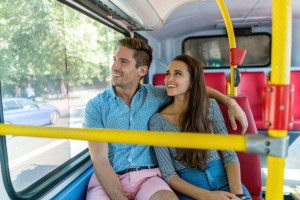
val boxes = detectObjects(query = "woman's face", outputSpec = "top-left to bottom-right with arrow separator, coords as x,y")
165,60 -> 191,97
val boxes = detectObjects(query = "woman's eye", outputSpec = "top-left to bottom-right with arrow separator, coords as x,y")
165,72 -> 170,76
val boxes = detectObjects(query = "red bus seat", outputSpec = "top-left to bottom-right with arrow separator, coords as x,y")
237,72 -> 267,129
153,72 -> 227,95
291,70 -> 300,130
204,72 -> 227,94
219,96 -> 263,200
153,73 -> 166,86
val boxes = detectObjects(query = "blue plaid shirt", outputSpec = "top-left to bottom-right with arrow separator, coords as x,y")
83,84 -> 169,173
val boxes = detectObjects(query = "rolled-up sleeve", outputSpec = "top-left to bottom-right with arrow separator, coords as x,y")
83,99 -> 104,128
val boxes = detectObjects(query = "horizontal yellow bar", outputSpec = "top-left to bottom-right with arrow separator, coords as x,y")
0,124 -> 246,151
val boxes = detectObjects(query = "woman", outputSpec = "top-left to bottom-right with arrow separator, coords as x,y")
149,54 -> 251,200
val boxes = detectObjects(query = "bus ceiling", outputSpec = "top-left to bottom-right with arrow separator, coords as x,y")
61,0 -> 300,39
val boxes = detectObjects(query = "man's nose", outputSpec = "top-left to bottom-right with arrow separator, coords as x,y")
112,61 -> 119,69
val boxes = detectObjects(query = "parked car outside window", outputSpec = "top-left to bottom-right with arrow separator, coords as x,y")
3,98 -> 60,126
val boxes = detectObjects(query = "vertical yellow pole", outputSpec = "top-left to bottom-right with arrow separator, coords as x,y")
266,0 -> 292,199
216,0 -> 237,96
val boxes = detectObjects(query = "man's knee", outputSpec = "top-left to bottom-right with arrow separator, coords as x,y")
149,190 -> 179,200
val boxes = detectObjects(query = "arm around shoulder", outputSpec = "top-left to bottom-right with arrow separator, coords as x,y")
206,87 -> 248,134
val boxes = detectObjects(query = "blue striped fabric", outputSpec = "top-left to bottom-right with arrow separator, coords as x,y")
149,99 -> 239,182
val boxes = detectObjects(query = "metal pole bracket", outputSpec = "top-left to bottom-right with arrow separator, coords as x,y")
246,134 -> 289,157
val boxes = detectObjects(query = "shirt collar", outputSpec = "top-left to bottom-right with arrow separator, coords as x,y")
109,84 -> 144,99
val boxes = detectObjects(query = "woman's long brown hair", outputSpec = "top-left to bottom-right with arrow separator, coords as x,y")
173,54 -> 212,169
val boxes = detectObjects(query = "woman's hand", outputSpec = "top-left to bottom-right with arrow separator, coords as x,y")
206,191 -> 237,200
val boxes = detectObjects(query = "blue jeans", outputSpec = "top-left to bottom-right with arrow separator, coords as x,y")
177,160 -> 252,200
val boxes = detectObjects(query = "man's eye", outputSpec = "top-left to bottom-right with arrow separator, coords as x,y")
165,72 -> 170,76
175,72 -> 182,76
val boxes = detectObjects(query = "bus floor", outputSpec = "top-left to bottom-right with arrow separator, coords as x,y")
259,130 -> 300,199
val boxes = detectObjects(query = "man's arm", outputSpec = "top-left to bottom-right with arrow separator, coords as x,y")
88,142 -> 128,200
206,87 -> 248,134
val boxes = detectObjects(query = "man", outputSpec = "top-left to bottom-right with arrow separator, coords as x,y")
84,37 -> 248,200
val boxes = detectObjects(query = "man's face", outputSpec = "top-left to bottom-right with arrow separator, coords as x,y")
111,46 -> 145,89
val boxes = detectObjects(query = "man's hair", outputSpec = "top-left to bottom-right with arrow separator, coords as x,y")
118,37 -> 153,68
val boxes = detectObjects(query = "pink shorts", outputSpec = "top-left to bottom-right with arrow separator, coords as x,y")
86,168 -> 172,200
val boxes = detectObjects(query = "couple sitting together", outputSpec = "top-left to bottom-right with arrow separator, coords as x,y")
84,37 -> 251,200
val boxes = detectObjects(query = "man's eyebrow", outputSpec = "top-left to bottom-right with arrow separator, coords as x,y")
119,58 -> 130,62
113,56 -> 130,62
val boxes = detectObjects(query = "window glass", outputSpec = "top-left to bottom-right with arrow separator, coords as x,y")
183,35 -> 271,68
3,100 -> 21,111
0,0 -> 123,191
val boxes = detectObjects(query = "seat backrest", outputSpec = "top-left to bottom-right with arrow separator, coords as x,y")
52,166 -> 93,200
291,70 -> 300,118
237,72 -> 267,129
153,72 -> 228,95
204,72 -> 227,94
218,96 -> 262,198
153,74 -> 166,86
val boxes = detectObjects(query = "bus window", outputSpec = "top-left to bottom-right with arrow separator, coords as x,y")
0,0 -> 123,193
183,34 -> 271,68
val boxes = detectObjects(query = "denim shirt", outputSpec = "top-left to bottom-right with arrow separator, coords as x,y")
83,84 -> 169,173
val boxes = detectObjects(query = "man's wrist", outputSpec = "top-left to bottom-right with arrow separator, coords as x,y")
223,96 -> 235,107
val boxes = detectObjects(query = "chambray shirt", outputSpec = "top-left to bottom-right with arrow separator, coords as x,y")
83,84 -> 169,173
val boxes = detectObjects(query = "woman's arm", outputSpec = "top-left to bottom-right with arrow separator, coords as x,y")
225,163 -> 243,195
206,86 -> 248,134
154,146 -> 237,200
210,99 -> 244,195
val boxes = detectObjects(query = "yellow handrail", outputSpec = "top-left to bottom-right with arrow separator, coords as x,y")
266,0 -> 292,199
216,0 -> 237,96
0,124 -> 246,151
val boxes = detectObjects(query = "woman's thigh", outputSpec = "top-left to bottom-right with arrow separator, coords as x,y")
178,160 -> 228,191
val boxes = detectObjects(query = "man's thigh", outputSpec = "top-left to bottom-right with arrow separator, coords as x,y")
86,173 -> 110,200
126,168 -> 175,200
86,169 -> 175,200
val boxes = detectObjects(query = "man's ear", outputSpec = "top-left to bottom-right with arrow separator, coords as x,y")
138,66 -> 149,77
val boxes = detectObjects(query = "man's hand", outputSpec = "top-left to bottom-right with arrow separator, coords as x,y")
205,87 -> 248,133
227,99 -> 248,134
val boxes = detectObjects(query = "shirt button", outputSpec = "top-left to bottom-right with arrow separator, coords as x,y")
128,158 -> 132,162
